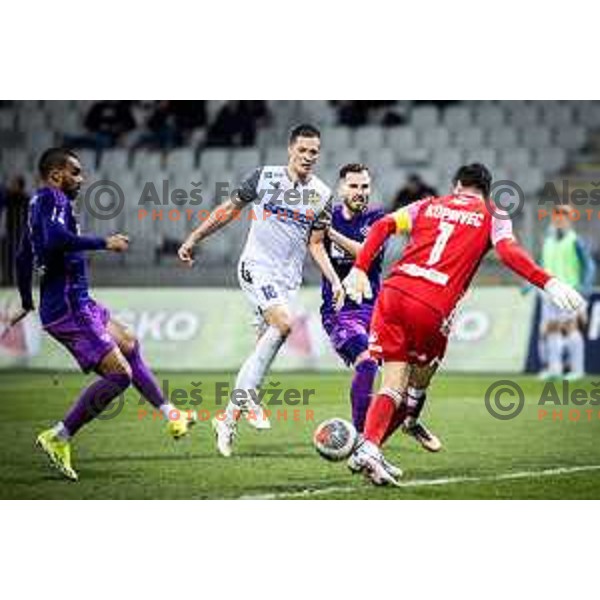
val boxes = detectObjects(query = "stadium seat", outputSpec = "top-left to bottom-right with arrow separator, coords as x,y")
532,147 -> 567,173
575,102 -> 600,127
24,130 -> 56,154
199,148 -> 230,174
418,126 -> 450,150
1,149 -> 32,176
99,149 -> 130,173
379,168 -> 410,202
17,109 -> 48,133
323,127 -> 352,150
386,127 -> 417,152
505,102 -> 540,127
0,110 -> 15,131
498,148 -> 530,170
553,125 -> 586,150
472,103 -> 505,129
353,126 -> 385,151
167,148 -> 197,174
520,127 -> 552,148
362,148 -> 396,174
324,149 -> 363,170
263,146 -> 287,166
77,149 -> 100,173
230,148 -> 261,175
451,127 -> 483,149
410,105 -> 439,130
462,148 -> 497,171
299,100 -> 336,126
486,128 -> 518,149
133,151 -> 168,183
431,148 -> 463,172
539,102 -> 574,128
443,106 -> 473,132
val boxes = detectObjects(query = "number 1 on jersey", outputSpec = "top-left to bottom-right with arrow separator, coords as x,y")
427,221 -> 455,266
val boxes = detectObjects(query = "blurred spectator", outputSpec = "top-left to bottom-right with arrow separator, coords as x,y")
64,101 -> 136,151
170,101 -> 206,133
331,101 -> 398,127
0,175 -> 29,285
392,173 -> 438,210
132,101 -> 182,150
205,101 -> 268,147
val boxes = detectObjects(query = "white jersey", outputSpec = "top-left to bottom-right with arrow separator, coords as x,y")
235,165 -> 332,290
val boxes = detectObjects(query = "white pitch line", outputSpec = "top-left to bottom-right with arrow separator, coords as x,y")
238,464 -> 600,500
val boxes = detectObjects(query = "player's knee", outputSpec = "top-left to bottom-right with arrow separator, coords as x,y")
279,322 -> 292,338
274,319 -> 292,338
114,361 -> 133,382
354,352 -> 377,368
106,369 -> 132,390
379,386 -> 404,407
119,330 -> 138,355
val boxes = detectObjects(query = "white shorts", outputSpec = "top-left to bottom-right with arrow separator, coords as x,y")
237,259 -> 298,332
540,295 -> 580,325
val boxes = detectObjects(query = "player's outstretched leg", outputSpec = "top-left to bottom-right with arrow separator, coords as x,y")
36,349 -> 132,481
350,355 -> 378,433
348,361 -> 408,485
109,320 -> 196,439
402,386 -> 442,452
217,307 -> 290,456
564,322 -> 585,381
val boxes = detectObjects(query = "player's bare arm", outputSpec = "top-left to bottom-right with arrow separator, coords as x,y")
343,214 -> 397,303
178,196 -> 243,266
309,228 -> 345,311
326,226 -> 362,258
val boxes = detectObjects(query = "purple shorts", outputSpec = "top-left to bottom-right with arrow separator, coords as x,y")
44,301 -> 116,373
322,308 -> 373,366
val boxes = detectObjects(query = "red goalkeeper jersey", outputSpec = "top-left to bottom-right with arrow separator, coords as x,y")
355,192 -> 551,319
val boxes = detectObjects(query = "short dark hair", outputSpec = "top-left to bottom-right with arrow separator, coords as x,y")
289,124 -> 320,145
38,147 -> 79,179
452,163 -> 492,197
339,163 -> 369,179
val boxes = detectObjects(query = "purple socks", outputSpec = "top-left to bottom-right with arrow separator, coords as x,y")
63,373 -> 130,436
351,359 -> 378,433
125,342 -> 168,410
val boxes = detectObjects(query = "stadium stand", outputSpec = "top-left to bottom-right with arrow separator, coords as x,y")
1,100 -> 599,287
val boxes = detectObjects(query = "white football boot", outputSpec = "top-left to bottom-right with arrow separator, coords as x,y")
243,397 -> 271,430
349,441 -> 402,486
212,417 -> 237,457
348,435 -> 403,479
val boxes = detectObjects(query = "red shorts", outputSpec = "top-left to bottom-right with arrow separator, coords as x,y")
368,287 -> 448,366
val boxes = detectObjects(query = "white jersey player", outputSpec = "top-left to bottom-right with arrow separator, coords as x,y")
178,124 -> 344,456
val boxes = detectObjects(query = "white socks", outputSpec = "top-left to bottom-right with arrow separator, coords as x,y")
565,329 -> 585,375
546,332 -> 564,376
226,326 -> 287,421
546,330 -> 585,376
53,422 -> 71,441
160,403 -> 178,421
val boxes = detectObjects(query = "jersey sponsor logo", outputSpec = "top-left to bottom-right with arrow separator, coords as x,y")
263,201 -> 315,227
424,204 -> 484,227
399,263 -> 449,286
306,190 -> 322,208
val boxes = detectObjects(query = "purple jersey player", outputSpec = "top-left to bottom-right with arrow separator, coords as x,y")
12,148 -> 194,481
321,164 -> 385,432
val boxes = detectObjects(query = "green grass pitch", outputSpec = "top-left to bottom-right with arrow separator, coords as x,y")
1,371 -> 600,499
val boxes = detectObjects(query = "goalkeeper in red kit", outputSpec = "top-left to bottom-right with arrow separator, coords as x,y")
343,164 -> 586,486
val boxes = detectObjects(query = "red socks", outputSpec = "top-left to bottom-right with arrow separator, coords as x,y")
364,393 -> 398,446
382,403 -> 408,445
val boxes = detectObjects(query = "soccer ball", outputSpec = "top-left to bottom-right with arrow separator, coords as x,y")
313,418 -> 358,462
